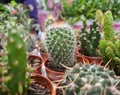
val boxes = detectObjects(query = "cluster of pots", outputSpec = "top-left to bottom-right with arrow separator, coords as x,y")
28,46 -> 104,95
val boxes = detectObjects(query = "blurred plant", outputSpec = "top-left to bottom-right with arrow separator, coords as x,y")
60,0 -> 120,24
0,3 -> 38,52
99,10 -> 120,75
0,18 -> 31,95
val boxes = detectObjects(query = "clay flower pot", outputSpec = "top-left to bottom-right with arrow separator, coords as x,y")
40,51 -> 49,62
75,54 -> 89,63
36,60 -> 64,82
75,47 -> 103,65
27,54 -> 43,68
30,74 -> 56,95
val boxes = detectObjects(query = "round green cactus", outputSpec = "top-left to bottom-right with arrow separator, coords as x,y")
59,64 -> 120,95
45,24 -> 76,68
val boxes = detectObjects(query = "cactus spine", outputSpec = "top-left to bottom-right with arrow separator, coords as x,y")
45,23 -> 76,68
59,64 -> 120,95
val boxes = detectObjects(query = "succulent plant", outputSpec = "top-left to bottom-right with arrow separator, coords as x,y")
60,0 -> 120,24
0,3 -> 38,52
95,9 -> 104,27
79,20 -> 101,56
45,23 -> 76,68
0,19 -> 30,95
59,64 -> 120,95
99,10 -> 120,75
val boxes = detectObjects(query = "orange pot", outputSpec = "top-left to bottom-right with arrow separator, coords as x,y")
75,47 -> 104,65
36,61 -> 64,82
31,74 -> 56,95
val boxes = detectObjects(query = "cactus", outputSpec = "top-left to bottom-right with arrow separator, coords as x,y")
103,10 -> 115,41
59,64 -> 120,95
99,10 -> 120,75
79,20 -> 101,56
45,23 -> 76,68
95,9 -> 104,27
0,18 -> 29,95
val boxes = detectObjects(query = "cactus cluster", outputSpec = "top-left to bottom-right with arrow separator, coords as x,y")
59,64 -> 120,95
79,20 -> 101,56
45,23 -> 76,68
0,17 -> 29,95
99,10 -> 120,75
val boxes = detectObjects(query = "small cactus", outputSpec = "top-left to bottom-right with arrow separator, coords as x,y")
59,64 -> 120,95
95,9 -> 104,27
103,10 -> 115,41
79,20 -> 101,56
45,23 -> 76,68
99,10 -> 120,75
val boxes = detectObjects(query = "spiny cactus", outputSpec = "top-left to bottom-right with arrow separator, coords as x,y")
79,20 -> 101,56
99,10 -> 120,75
59,64 -> 120,95
0,19 -> 29,95
95,9 -> 104,27
45,23 -> 76,68
102,10 -> 115,41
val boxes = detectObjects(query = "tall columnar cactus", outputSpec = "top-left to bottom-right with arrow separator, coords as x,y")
0,19 -> 29,94
45,24 -> 76,68
6,26 -> 27,95
103,10 -> 115,41
99,10 -> 120,75
79,20 -> 101,56
59,64 -> 120,95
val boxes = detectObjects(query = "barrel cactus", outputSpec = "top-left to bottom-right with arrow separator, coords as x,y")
45,23 -> 76,68
99,10 -> 120,75
59,64 -> 120,95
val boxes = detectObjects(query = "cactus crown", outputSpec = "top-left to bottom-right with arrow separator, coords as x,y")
45,23 -> 76,68
59,64 -> 120,95
79,20 -> 101,56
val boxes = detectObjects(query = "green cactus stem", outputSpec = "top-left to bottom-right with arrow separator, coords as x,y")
103,10 -> 115,41
79,20 -> 101,56
59,64 -> 120,95
6,27 -> 27,94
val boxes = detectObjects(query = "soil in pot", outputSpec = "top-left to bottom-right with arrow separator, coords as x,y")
28,83 -> 51,95
76,47 -> 103,65
46,60 -> 66,72
29,74 -> 55,95
56,89 -> 63,95
27,55 -> 43,69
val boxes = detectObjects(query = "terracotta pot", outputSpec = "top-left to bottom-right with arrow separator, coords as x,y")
40,51 -> 49,62
36,60 -> 64,82
31,74 -> 56,95
75,47 -> 104,65
75,54 -> 89,63
27,54 -> 43,68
